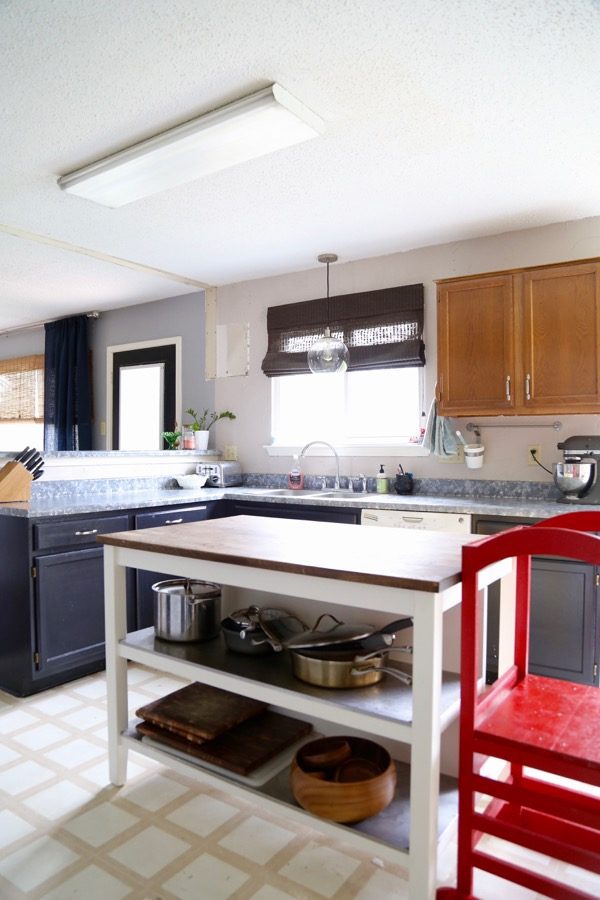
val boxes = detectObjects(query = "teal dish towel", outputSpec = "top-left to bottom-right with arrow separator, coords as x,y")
422,399 -> 459,458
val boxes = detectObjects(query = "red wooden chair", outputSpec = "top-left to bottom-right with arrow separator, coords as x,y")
439,511 -> 600,899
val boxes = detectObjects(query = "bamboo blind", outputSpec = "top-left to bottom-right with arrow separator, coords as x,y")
0,354 -> 44,421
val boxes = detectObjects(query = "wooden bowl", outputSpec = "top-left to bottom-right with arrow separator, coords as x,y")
291,736 -> 396,823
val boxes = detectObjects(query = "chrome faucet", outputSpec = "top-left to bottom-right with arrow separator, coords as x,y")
299,440 -> 340,490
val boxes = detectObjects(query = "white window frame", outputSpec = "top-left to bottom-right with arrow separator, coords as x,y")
265,367 -> 430,457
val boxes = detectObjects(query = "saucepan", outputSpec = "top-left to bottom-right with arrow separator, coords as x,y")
290,647 -> 413,688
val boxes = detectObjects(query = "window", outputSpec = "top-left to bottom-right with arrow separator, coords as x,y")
0,354 -> 44,450
263,281 -> 426,452
271,368 -> 423,447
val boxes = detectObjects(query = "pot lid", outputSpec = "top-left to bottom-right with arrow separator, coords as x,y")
261,611 -> 376,650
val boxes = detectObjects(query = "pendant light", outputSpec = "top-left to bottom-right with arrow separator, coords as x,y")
307,253 -> 349,374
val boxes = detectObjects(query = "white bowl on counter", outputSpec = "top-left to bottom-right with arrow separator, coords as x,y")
175,474 -> 209,490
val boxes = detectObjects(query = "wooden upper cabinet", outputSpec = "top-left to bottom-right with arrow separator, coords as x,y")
437,274 -> 515,415
437,259 -> 600,417
521,262 -> 600,413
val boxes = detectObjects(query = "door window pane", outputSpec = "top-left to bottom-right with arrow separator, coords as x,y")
118,364 -> 164,450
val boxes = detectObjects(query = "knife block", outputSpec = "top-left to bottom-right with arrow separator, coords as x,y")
0,461 -> 33,502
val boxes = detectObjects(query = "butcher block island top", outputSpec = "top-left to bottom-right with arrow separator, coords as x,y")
97,513 -> 476,592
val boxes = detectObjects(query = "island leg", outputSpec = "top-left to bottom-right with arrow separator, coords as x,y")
103,545 -> 129,785
409,593 -> 444,899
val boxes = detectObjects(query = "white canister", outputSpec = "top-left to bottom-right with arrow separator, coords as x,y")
464,444 -> 484,469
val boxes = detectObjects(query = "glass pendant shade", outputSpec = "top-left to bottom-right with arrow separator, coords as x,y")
308,252 -> 349,374
308,326 -> 349,373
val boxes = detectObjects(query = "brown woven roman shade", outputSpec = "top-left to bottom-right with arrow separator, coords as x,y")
0,354 -> 44,421
261,283 -> 425,376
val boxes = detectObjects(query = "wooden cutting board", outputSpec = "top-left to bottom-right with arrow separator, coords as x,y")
136,710 -> 312,775
135,682 -> 266,741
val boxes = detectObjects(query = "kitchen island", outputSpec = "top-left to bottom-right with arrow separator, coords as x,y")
99,514 -> 481,899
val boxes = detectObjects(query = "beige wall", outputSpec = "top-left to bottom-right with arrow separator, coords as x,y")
213,216 -> 600,483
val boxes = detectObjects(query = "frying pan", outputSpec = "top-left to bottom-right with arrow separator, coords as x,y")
258,610 -> 413,655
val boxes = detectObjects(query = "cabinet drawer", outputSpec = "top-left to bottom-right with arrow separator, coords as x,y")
34,515 -> 130,550
135,505 -> 209,530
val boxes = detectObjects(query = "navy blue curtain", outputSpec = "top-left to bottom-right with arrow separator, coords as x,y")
44,315 -> 93,450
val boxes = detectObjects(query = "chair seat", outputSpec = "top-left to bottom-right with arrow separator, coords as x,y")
475,674 -> 600,776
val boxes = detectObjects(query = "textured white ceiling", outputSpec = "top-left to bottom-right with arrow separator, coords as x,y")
1,0 -> 599,330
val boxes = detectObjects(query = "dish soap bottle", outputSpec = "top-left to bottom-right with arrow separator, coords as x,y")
376,464 -> 388,494
287,455 -> 305,490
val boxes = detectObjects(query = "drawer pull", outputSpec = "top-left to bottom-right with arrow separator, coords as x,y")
402,516 -> 423,523
165,518 -> 184,525
74,528 -> 98,536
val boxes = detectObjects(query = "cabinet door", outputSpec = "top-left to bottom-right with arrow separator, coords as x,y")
135,505 -> 210,630
529,557 -> 597,684
35,548 -> 106,676
520,262 -> 600,413
474,516 -> 598,685
437,275 -> 515,415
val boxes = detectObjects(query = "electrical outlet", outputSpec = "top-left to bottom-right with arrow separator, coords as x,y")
224,445 -> 238,461
528,445 -> 541,466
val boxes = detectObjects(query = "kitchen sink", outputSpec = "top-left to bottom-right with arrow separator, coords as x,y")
311,490 -> 361,498
258,489 -> 321,497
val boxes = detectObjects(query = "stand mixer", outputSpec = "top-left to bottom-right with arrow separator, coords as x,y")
554,436 -> 600,503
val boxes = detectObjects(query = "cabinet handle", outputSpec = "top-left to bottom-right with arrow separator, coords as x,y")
505,375 -> 511,402
525,373 -> 531,400
74,528 -> 98,536
164,518 -> 184,525
402,516 -> 424,523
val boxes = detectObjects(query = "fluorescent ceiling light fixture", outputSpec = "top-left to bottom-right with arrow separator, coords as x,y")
58,83 -> 324,207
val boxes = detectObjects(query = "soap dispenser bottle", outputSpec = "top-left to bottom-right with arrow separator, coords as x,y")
287,455 -> 305,490
376,464 -> 388,494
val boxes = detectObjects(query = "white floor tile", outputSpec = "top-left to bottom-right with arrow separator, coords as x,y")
108,824 -> 190,877
23,781 -> 94,820
44,737 -> 105,767
249,887 -> 297,900
12,722 -> 71,750
40,863 -> 132,900
162,851 -> 249,899
78,756 -> 146,787
0,835 -> 79,892
0,810 -> 36,849
353,867 -> 410,899
62,705 -> 107,730
117,771 -> 189,811
166,793 -> 239,837
69,680 -> 108,701
0,759 -> 56,795
0,707 -> 40,733
26,693 -> 83,715
63,801 -> 140,847
278,841 -> 361,897
0,743 -> 20,766
219,815 -> 296,864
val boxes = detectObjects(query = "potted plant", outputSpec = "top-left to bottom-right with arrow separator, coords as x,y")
161,427 -> 182,450
185,408 -> 236,450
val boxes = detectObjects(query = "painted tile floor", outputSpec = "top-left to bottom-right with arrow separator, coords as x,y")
0,664 -> 597,899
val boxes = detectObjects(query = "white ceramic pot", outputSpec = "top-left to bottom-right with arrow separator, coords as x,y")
194,430 -> 210,450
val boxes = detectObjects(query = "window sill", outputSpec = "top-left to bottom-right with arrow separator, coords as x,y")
264,443 -> 430,458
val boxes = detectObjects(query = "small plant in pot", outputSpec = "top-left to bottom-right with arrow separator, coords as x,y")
161,427 -> 182,450
185,408 -> 236,450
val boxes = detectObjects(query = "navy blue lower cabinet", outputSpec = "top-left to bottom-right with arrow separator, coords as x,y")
228,500 -> 361,525
134,504 -> 214,630
472,515 -> 599,686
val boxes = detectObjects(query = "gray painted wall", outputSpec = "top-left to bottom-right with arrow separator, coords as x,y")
0,291 -> 214,449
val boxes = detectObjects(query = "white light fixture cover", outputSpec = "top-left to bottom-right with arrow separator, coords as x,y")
58,84 -> 324,207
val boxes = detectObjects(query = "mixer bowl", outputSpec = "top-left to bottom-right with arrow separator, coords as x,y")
554,462 -> 595,497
